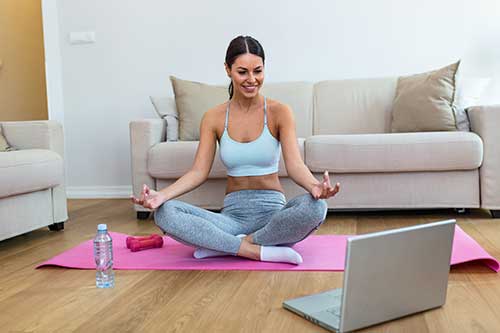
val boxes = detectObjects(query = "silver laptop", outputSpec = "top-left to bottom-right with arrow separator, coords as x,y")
283,219 -> 456,332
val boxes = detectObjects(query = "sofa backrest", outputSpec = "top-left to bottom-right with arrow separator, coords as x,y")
152,78 -> 399,139
261,82 -> 314,138
313,77 -> 398,134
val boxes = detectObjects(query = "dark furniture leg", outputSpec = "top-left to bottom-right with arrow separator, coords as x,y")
454,208 -> 469,214
48,222 -> 65,231
491,210 -> 500,218
137,211 -> 151,220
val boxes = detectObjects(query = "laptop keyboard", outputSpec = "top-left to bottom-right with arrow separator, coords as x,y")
324,293 -> 342,317
325,306 -> 341,317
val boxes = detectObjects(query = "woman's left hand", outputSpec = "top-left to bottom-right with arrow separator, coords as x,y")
311,171 -> 340,200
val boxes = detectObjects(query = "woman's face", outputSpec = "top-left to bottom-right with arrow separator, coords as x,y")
226,53 -> 264,98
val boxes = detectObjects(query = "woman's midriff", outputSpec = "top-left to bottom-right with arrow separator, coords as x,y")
226,172 -> 284,195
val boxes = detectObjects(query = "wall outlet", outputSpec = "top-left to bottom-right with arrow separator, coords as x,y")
69,31 -> 96,44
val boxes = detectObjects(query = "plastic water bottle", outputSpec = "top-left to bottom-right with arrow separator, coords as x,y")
94,223 -> 115,288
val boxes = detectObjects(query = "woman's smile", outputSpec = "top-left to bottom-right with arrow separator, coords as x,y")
242,85 -> 258,93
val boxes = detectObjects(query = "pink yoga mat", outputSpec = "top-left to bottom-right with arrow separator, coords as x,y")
36,226 -> 499,272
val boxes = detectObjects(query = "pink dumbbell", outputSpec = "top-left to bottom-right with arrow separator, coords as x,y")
128,235 -> 164,252
126,234 -> 162,249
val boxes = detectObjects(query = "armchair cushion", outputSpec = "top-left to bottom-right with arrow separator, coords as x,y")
0,149 -> 63,198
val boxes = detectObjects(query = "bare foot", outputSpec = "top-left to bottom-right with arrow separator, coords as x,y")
237,238 -> 261,261
243,234 -> 254,244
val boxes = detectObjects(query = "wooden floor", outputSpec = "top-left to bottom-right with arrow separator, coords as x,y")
1,199 -> 500,332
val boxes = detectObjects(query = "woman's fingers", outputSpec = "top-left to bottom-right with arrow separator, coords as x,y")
130,195 -> 143,205
139,185 -> 146,202
312,177 -> 340,199
318,182 -> 340,199
328,183 -> 340,197
325,170 -> 334,186
322,181 -> 329,197
321,185 -> 329,198
131,187 -> 160,209
323,172 -> 329,186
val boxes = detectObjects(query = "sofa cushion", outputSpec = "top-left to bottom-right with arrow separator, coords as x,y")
305,132 -> 482,173
313,78 -> 398,135
148,139 -> 305,179
0,149 -> 64,198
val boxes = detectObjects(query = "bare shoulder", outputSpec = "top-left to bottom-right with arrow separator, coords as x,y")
202,102 -> 228,126
266,98 -> 294,124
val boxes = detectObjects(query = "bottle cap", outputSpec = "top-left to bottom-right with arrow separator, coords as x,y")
97,223 -> 107,231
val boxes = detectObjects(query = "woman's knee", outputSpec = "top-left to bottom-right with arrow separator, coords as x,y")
153,200 -> 181,231
315,198 -> 328,221
297,194 -> 328,223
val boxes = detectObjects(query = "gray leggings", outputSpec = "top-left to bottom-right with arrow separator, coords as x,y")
153,190 -> 328,255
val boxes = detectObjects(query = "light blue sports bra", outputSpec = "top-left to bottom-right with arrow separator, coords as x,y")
219,97 -> 281,177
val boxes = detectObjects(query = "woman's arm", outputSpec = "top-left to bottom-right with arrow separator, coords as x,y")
279,104 -> 340,199
157,110 -> 219,202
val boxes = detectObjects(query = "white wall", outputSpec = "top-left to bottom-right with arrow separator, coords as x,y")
48,0 -> 500,198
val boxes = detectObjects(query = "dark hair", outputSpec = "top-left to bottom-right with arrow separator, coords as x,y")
225,35 -> 265,99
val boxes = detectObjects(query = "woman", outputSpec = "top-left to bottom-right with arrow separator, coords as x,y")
131,35 -> 340,265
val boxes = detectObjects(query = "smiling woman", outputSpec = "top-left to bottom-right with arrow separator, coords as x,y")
224,36 -> 266,99
132,35 -> 340,266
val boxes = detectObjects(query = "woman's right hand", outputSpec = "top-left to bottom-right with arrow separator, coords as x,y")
130,184 -> 166,210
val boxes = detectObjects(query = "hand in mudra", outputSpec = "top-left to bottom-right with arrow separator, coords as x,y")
311,171 -> 340,200
130,184 -> 165,210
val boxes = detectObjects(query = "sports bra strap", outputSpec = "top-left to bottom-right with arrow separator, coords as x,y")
224,101 -> 230,129
263,97 -> 268,124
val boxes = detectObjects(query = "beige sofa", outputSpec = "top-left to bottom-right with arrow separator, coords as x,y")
0,120 -> 68,241
130,78 -> 500,219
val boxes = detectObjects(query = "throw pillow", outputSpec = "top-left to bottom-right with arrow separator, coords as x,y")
0,126 -> 14,152
150,96 -> 179,141
391,61 -> 460,132
170,76 -> 228,141
453,74 -> 490,131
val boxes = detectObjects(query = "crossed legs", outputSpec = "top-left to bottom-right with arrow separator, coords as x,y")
153,193 -> 328,264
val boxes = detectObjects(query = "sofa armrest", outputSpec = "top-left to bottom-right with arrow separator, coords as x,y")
469,105 -> 500,209
0,120 -> 67,222
0,120 -> 64,157
129,118 -> 166,212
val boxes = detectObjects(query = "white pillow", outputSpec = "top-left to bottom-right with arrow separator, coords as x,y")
453,68 -> 490,131
149,96 -> 179,141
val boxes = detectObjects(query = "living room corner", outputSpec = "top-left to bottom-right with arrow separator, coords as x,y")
1,1 -> 500,332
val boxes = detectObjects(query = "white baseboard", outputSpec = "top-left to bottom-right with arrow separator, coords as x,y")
67,186 -> 132,199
